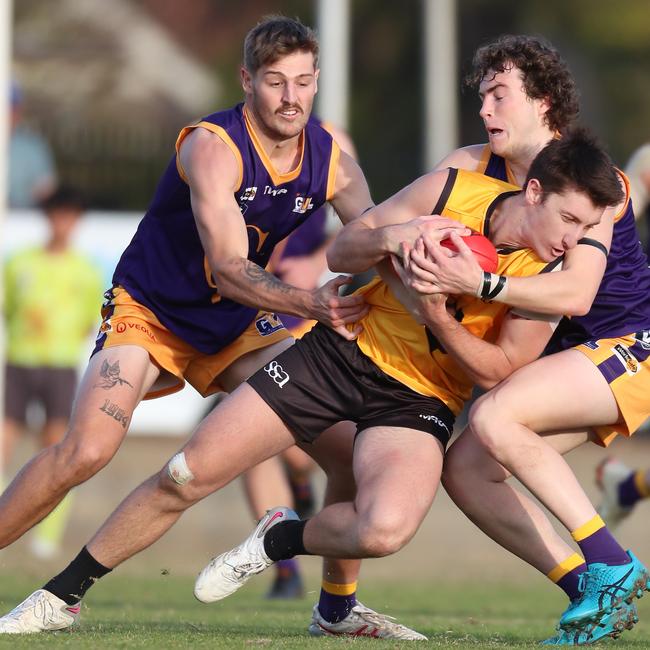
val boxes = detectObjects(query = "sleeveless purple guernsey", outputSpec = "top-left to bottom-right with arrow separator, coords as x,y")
279,116 -> 330,259
275,116 -> 331,330
112,104 -> 336,354
482,151 -> 650,350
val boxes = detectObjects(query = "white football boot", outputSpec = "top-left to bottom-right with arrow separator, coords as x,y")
0,589 -> 80,634
308,602 -> 428,640
596,458 -> 634,530
194,506 -> 298,603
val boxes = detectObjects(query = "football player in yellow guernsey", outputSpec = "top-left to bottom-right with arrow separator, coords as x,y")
184,128 -> 621,616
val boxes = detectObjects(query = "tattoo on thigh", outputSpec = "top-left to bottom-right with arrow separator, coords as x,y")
94,360 -> 134,389
99,399 -> 130,429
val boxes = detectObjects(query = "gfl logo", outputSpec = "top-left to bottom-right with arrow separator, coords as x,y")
264,360 -> 290,388
293,196 -> 313,214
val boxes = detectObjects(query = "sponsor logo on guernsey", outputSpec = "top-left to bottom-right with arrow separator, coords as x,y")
240,186 -> 257,201
583,340 -> 600,350
255,313 -> 285,336
114,321 -> 156,341
264,185 -> 288,196
264,360 -> 290,388
293,195 -> 314,214
635,330 -> 650,350
419,413 -> 451,435
612,343 -> 639,375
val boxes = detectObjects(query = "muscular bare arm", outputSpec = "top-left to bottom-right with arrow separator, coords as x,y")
422,302 -> 554,389
411,202 -> 613,316
392,242 -> 554,389
327,169 -> 469,273
494,221 -> 611,316
328,150 -> 374,225
180,128 -> 366,339
422,146 -> 626,316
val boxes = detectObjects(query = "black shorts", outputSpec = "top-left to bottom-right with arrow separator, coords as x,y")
4,364 -> 77,424
247,324 -> 454,447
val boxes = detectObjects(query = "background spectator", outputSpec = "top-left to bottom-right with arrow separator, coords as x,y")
3,186 -> 102,557
8,81 -> 57,208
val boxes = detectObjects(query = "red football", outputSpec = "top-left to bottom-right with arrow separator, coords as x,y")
440,231 -> 498,273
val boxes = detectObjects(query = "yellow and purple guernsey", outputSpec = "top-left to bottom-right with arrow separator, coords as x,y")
109,104 -> 339,355
352,168 -> 561,415
477,145 -> 650,350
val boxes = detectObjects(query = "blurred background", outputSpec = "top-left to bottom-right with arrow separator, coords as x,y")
5,0 -> 650,433
0,0 -> 648,582
8,0 -> 650,209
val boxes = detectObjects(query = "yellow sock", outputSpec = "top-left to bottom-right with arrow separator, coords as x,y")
322,579 -> 357,596
571,514 -> 605,542
634,471 -> 650,498
547,553 -> 586,583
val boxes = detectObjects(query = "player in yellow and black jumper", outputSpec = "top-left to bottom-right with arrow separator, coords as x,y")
178,130 -> 622,636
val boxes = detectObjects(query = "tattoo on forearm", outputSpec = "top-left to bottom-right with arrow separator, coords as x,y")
94,360 -> 134,389
99,399 -> 130,429
243,261 -> 293,295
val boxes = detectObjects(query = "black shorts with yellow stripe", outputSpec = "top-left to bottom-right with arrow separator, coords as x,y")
247,323 -> 455,447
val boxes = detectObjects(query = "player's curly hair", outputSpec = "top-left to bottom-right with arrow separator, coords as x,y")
465,35 -> 579,134
244,15 -> 319,73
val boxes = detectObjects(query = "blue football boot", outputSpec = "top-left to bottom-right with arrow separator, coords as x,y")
542,601 -> 638,645
560,551 -> 650,629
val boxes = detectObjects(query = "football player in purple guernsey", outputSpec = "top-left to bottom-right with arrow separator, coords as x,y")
0,15 -> 460,638
409,35 -> 650,644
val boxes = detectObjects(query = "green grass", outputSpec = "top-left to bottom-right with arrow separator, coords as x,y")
0,572 -> 648,648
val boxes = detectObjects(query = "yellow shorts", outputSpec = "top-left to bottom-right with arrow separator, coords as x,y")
94,286 -> 292,399
288,319 -> 317,339
576,331 -> 650,447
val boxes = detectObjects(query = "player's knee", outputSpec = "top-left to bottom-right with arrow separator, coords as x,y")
160,452 -> 211,505
356,510 -> 414,557
468,394 -> 502,451
54,437 -> 114,484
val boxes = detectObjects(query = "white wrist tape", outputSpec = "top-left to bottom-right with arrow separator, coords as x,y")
476,272 -> 509,302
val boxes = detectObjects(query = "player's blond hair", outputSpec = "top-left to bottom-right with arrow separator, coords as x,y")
244,15 -> 319,74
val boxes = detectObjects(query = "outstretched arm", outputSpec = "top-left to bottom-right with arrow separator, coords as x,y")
404,209 -> 614,316
327,169 -> 469,273
180,128 -> 367,340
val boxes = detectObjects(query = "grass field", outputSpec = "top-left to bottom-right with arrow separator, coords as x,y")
0,572 -> 648,648
1,436 -> 649,648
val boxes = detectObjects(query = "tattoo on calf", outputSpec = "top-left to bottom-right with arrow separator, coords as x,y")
94,360 -> 134,389
99,399 -> 130,429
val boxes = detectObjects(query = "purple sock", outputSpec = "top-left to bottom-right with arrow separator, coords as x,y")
318,588 -> 356,623
577,527 -> 629,566
276,558 -> 298,576
618,472 -> 642,507
556,562 -> 587,601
